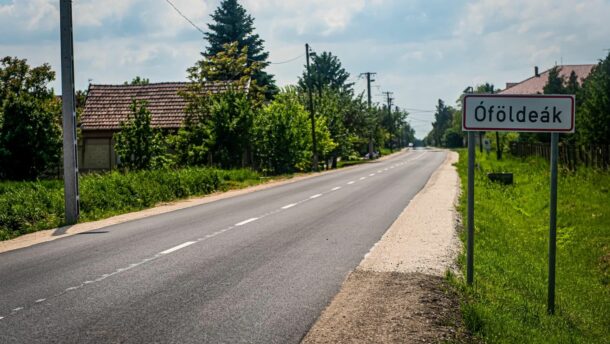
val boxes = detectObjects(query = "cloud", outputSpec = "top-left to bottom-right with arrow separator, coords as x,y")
243,0 -> 376,36
2,0 -> 609,138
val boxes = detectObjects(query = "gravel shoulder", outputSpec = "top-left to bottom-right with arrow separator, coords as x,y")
302,151 -> 468,344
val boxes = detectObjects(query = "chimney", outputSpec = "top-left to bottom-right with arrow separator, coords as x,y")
535,66 -> 540,77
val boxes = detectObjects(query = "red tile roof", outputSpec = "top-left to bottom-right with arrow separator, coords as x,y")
81,82 -> 229,130
499,64 -> 595,95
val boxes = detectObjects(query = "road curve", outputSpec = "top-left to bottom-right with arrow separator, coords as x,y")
0,148 -> 446,343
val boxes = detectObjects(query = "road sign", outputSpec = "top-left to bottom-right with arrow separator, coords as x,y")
463,94 -> 575,132
462,93 -> 575,315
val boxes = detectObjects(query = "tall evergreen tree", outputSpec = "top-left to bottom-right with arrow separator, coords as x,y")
579,53 -> 610,145
543,66 -> 567,94
298,52 -> 353,96
204,0 -> 276,98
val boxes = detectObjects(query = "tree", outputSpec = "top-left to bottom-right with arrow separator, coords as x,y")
0,94 -> 62,179
298,52 -> 353,96
182,42 -> 263,168
0,56 -> 55,102
204,0 -> 276,98
430,99 -> 453,147
114,100 -> 166,170
579,53 -> 610,145
253,88 -> 312,173
0,57 -> 61,180
124,76 -> 150,86
543,66 -> 567,94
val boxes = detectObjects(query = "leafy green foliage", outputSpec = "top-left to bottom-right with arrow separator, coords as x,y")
124,76 -> 150,86
426,99 -> 454,147
452,150 -> 610,343
113,100 -> 166,170
0,167 -> 261,240
0,56 -> 55,101
298,51 -> 353,95
0,56 -> 61,180
182,43 -> 262,169
204,0 -> 276,98
253,88 -> 312,173
579,53 -> 610,145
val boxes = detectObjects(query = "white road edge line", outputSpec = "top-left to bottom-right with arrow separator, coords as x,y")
281,203 -> 297,209
160,241 -> 196,255
310,194 -> 322,199
331,187 -> 341,191
35,299 -> 46,303
347,181 -> 355,185
235,217 -> 259,226
359,177 -> 366,180
369,173 -> 375,176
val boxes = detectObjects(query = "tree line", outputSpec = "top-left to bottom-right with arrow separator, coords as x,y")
0,0 -> 414,180
425,53 -> 610,149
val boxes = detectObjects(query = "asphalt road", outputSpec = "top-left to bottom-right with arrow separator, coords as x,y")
0,148 -> 446,344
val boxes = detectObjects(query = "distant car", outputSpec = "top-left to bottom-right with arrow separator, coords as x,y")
408,143 -> 414,148
364,151 -> 379,159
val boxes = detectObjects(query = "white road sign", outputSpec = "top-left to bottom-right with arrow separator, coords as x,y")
462,94 -> 575,132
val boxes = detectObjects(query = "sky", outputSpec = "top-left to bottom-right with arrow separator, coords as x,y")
1,0 -> 609,138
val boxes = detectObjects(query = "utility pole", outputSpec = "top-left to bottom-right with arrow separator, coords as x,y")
383,91 -> 394,151
360,72 -> 376,158
60,0 -> 80,224
305,43 -> 318,171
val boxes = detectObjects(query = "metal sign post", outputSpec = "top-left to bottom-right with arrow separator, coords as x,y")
462,94 -> 574,313
548,132 -> 559,314
467,131 -> 475,285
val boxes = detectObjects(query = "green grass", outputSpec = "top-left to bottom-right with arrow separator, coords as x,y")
0,168 -> 262,241
450,150 -> 610,343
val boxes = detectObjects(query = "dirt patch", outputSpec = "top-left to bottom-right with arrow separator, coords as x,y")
302,151 -> 469,343
301,270 -> 468,344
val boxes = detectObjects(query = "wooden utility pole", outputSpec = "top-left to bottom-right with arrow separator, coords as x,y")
360,72 -> 376,157
383,91 -> 394,151
60,0 -> 80,224
305,43 -> 318,171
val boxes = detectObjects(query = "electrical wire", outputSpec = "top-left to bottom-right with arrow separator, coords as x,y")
164,0 -> 304,66
164,0 -> 206,36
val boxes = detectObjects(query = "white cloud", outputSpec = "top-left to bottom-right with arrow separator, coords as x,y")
0,0 -> 58,32
243,0 -> 378,36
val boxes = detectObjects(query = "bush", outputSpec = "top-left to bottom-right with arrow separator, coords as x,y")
0,167 -> 260,240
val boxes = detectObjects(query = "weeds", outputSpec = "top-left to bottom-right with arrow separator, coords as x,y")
0,168 -> 262,240
451,150 -> 610,343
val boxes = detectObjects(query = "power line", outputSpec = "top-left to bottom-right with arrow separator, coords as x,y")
267,54 -> 305,65
165,0 -> 206,36
164,0 -> 303,66
403,108 -> 435,113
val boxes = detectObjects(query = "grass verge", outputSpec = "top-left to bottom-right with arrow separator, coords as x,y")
0,168 -> 262,241
450,149 -> 610,343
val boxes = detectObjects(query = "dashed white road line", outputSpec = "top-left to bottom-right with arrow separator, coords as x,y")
2,150 -> 431,321
235,218 -> 259,227
160,241 -> 196,255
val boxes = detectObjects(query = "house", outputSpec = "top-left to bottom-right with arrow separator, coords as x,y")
499,64 -> 595,94
79,82 -> 227,171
